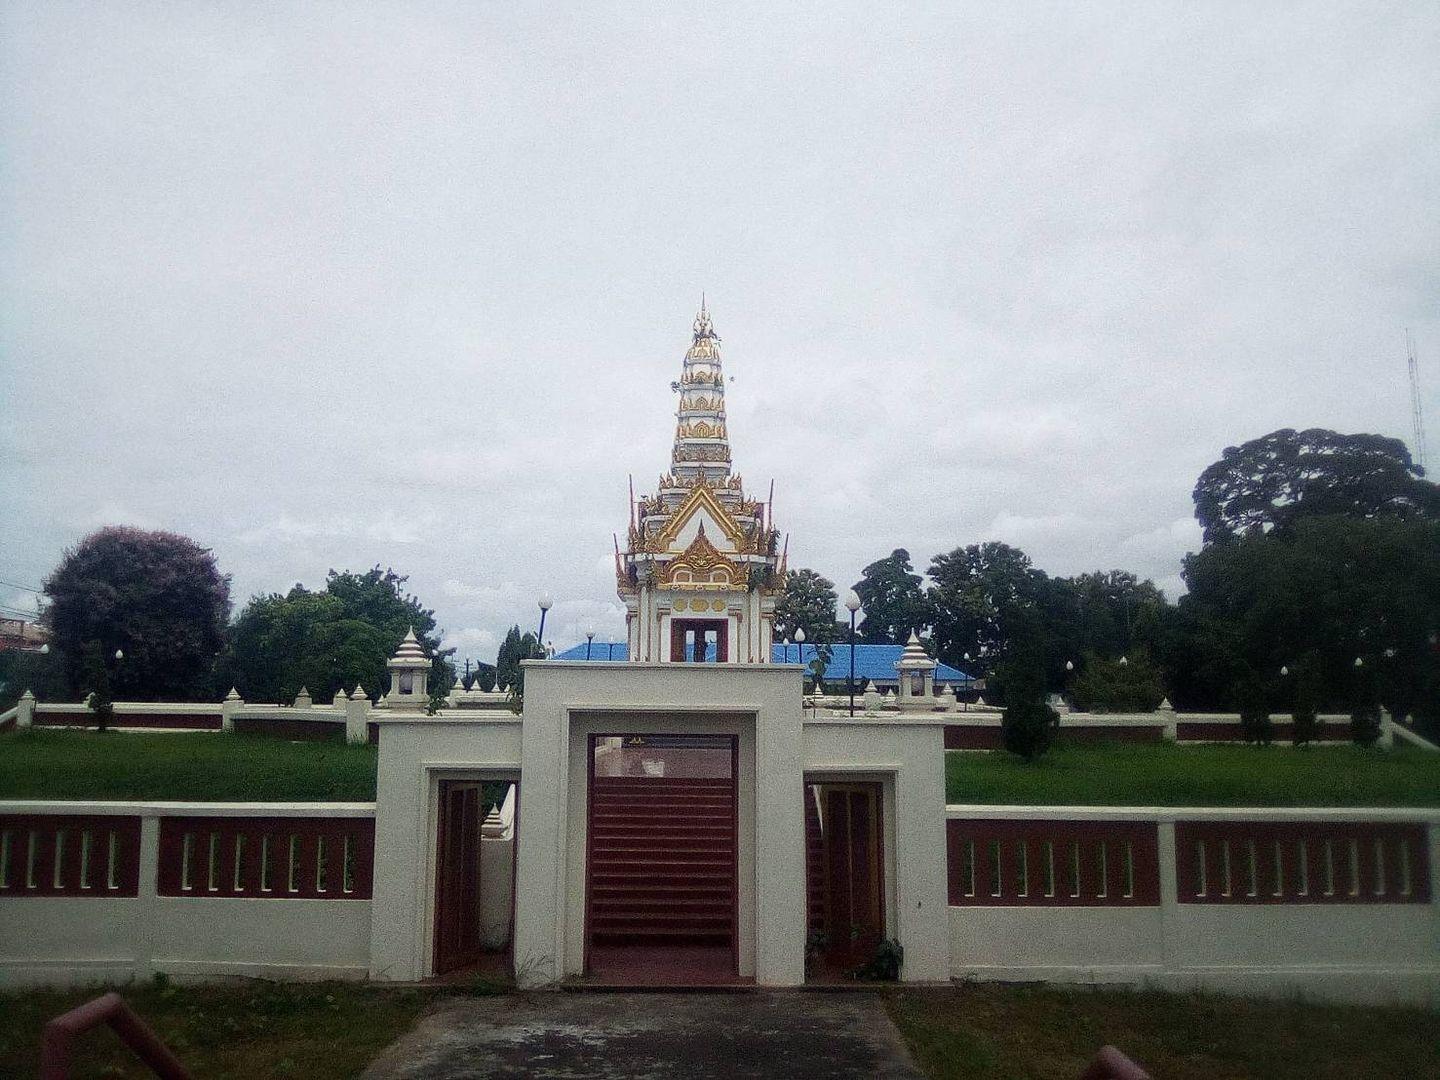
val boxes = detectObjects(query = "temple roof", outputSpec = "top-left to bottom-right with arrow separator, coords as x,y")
552,641 -> 976,684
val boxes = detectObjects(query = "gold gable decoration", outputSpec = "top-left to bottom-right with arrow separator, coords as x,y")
654,484 -> 747,550
659,523 -> 743,590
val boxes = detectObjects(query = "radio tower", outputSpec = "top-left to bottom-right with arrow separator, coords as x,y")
1408,328 -> 1428,475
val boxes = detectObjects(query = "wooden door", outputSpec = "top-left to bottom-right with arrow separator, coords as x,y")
433,780 -> 483,975
810,783 -> 885,966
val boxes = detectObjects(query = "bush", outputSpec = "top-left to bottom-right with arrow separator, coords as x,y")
851,938 -> 904,981
1291,662 -> 1321,747
1292,702 -> 1318,747
1351,704 -> 1382,748
1069,651 -> 1166,712
1236,675 -> 1274,745
1002,698 -> 1060,761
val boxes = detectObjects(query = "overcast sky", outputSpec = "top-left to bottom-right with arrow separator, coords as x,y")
3,3 -> 1438,664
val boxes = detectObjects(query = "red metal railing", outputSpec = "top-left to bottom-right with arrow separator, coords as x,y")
40,992 -> 190,1080
0,815 -> 142,898
947,819 -> 1161,906
1175,820 -> 1431,905
156,816 -> 374,899
1078,1045 -> 1151,1080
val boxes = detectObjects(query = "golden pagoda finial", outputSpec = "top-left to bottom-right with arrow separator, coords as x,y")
693,296 -> 716,342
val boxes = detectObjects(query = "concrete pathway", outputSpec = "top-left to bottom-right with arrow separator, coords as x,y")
360,991 -> 926,1080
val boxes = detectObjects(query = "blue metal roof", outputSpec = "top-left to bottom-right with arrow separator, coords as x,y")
551,640 -> 974,684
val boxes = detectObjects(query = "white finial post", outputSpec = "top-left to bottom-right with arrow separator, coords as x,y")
344,685 -> 370,744
386,628 -> 431,711
895,631 -> 937,711
221,686 -> 243,732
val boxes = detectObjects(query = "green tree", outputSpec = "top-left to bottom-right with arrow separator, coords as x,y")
494,625 -> 542,698
997,613 -> 1058,761
1178,516 -> 1440,711
1235,672 -> 1274,745
1288,655 -> 1322,747
927,541 -> 1047,678
1193,428 -> 1440,544
79,641 -> 116,732
853,549 -> 930,644
0,648 -> 67,711
775,569 -> 839,644
43,526 -> 231,701
220,567 -> 454,706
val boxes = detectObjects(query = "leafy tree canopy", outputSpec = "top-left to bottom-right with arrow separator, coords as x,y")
494,625 -> 541,696
853,549 -> 930,644
775,569 -> 839,644
1178,515 -> 1440,715
43,526 -> 231,701
927,542 -> 1046,675
220,567 -> 454,706
1193,427 -> 1440,544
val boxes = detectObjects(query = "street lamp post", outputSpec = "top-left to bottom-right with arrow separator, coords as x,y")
536,594 -> 553,657
844,590 -> 861,717
585,623 -> 596,661
794,626 -> 806,688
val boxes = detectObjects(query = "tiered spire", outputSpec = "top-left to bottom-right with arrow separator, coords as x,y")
670,300 -> 732,484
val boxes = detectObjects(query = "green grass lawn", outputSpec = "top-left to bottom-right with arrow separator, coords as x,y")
947,742 -> 1440,807
0,979 -> 456,1079
0,730 -> 377,801
887,983 -> 1440,1080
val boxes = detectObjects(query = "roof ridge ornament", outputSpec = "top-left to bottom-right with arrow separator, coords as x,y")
693,298 -> 717,342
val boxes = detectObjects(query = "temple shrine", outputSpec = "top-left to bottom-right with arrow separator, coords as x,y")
619,302 -> 782,664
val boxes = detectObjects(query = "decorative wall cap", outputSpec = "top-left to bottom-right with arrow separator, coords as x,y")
895,631 -> 937,672
387,626 -> 431,670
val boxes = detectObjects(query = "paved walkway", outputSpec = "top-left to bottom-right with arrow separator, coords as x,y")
360,990 -> 926,1080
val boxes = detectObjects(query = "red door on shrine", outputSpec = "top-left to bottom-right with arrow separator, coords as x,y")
669,618 -> 728,662
433,780 -> 484,975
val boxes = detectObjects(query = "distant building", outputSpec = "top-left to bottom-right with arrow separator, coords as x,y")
0,617 -> 47,652
552,639 -> 976,690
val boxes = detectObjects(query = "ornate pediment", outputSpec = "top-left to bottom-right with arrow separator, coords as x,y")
654,483 -> 746,551
659,523 -> 742,589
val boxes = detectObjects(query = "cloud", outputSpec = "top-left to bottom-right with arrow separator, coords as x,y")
3,4 -> 1437,661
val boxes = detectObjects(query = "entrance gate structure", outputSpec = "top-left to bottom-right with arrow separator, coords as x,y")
366,660 -> 952,987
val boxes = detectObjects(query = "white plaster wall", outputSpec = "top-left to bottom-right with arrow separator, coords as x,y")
0,897 -> 372,987
513,661 -> 806,987
480,834 -> 515,949
944,809 -> 1440,1006
949,907 -> 1165,977
0,802 -> 376,988
803,717 -> 951,982
368,716 -> 522,982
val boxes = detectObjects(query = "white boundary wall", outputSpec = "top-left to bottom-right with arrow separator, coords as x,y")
946,805 -> 1440,1006
0,801 -> 375,988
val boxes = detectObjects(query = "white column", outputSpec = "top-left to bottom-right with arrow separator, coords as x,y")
345,689 -> 370,744
17,689 -> 35,728
1428,823 -> 1440,965
1157,819 -> 1180,979
753,673 -> 806,985
221,688 -> 242,732
133,814 -> 161,979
